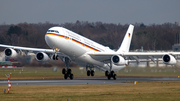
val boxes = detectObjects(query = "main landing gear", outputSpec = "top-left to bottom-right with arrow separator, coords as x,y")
105,70 -> 116,80
62,57 -> 73,80
86,65 -> 95,77
87,70 -> 95,76
105,61 -> 117,80
62,68 -> 73,80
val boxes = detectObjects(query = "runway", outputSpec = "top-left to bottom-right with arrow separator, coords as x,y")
0,77 -> 180,85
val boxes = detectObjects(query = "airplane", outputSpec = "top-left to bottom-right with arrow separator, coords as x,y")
0,24 -> 179,80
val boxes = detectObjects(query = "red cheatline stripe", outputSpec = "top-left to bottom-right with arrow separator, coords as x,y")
72,39 -> 99,52
46,33 -> 69,39
46,33 -> 100,52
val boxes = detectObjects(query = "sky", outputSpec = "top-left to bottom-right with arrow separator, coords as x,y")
0,0 -> 180,25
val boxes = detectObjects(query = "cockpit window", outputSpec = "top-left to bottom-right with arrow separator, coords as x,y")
55,31 -> 59,33
47,30 -> 59,33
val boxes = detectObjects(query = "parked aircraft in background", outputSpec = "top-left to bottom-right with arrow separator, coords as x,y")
0,24 -> 179,80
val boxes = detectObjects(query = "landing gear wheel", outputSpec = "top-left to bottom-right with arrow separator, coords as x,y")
105,71 -> 109,76
106,60 -> 117,80
108,74 -> 111,80
62,68 -> 66,74
91,70 -> 94,76
64,74 -> 68,79
113,74 -> 116,80
111,71 -> 114,76
70,74 -> 73,80
67,69 -> 71,74
87,70 -> 90,76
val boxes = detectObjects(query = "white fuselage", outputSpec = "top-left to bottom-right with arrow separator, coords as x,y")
45,27 -> 125,71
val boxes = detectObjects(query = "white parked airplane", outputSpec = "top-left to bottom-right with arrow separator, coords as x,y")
0,24 -> 179,80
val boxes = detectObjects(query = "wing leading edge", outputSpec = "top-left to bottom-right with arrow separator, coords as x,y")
0,44 -> 55,53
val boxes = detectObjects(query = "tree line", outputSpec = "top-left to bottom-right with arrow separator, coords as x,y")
0,21 -> 179,51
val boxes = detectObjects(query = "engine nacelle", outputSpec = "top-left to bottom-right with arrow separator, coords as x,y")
35,52 -> 50,62
162,54 -> 176,65
111,55 -> 127,66
4,48 -> 18,58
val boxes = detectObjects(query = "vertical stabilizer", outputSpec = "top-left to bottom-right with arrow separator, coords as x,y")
116,24 -> 134,53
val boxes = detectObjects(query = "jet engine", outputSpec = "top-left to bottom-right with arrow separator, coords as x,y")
35,52 -> 50,62
4,48 -> 18,58
111,55 -> 127,66
162,54 -> 176,65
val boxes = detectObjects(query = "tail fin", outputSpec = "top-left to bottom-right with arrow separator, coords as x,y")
116,24 -> 134,53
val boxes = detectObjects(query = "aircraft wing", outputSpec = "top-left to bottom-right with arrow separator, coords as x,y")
0,44 -> 68,57
0,44 -> 55,53
88,52 -> 180,62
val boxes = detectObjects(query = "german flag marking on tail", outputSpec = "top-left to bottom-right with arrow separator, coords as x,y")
128,33 -> 130,37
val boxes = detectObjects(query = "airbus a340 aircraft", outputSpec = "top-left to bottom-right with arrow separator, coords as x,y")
0,24 -> 179,80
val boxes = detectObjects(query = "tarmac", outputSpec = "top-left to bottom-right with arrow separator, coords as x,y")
0,77 -> 180,85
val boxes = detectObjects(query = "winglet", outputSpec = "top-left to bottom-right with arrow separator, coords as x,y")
116,24 -> 134,53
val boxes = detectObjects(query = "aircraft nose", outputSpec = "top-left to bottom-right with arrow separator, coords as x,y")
45,33 -> 54,48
